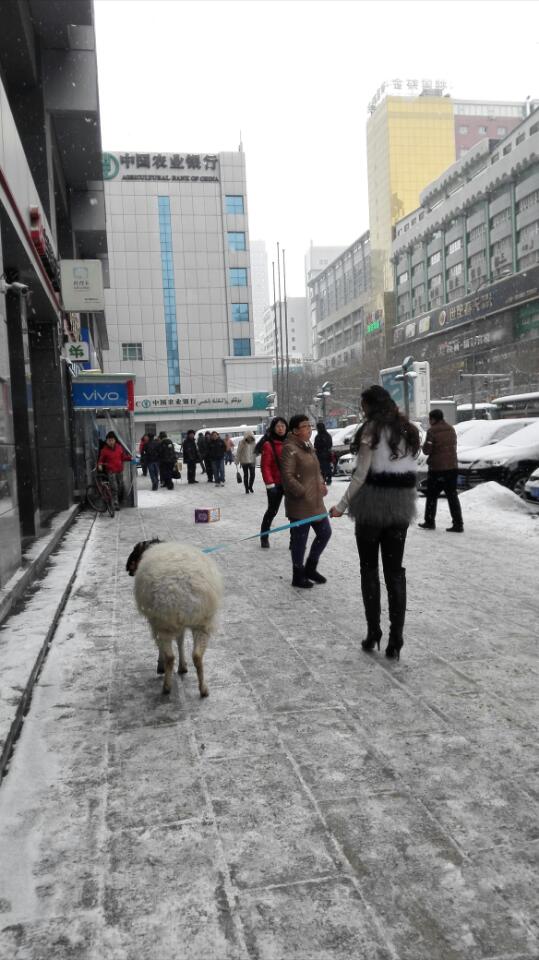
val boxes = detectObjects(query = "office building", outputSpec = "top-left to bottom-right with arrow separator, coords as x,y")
308,232 -> 377,373
366,82 -> 538,357
391,109 -> 539,398
102,149 -> 272,434
261,297 -> 310,361
0,0 -> 108,589
249,239 -> 270,355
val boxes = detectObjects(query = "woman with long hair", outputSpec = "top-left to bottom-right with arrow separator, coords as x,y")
259,416 -> 288,548
330,385 -> 419,660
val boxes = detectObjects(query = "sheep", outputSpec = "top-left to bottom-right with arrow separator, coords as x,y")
126,539 -> 223,696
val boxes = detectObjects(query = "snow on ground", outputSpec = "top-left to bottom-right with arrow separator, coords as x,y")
0,472 -> 537,959
460,480 -> 539,537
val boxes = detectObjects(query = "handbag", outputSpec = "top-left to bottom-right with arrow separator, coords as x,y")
236,469 -> 242,484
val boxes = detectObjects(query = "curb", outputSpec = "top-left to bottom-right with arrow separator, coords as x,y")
0,512 -> 95,782
0,504 -> 81,628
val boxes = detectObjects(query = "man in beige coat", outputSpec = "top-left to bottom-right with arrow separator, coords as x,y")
280,414 -> 331,588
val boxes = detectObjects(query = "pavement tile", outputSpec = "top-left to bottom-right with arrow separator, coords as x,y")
202,753 -> 314,819
194,715 -> 281,761
237,876 -> 395,960
0,917 -> 101,960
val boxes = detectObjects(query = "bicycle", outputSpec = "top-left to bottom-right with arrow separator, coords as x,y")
86,468 -> 115,517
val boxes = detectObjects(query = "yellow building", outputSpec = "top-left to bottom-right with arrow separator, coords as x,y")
366,94 -> 456,322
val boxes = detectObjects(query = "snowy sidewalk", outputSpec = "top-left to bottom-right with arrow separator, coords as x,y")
0,469 -> 538,960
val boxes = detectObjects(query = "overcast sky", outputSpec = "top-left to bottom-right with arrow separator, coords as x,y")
94,0 -> 539,295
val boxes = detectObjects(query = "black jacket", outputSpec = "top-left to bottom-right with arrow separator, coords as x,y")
197,437 -> 209,458
182,437 -> 199,463
143,438 -> 161,464
208,437 -> 226,460
159,438 -> 176,464
314,432 -> 333,459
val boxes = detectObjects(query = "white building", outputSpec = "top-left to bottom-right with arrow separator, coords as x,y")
249,239 -> 270,355
102,148 -> 272,433
261,297 -> 310,361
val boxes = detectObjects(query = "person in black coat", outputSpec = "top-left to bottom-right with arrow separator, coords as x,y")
208,431 -> 226,486
182,429 -> 200,484
158,431 -> 176,490
314,422 -> 333,485
197,431 -> 213,482
143,433 -> 161,490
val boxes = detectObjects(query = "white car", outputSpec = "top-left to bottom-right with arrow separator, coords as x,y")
524,467 -> 539,504
457,419 -> 539,496
335,452 -> 356,477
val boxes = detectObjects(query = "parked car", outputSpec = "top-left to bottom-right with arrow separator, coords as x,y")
524,467 -> 539,504
335,452 -> 356,477
457,420 -> 539,497
331,422 -> 361,459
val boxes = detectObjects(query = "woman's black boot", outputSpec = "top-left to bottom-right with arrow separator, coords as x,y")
385,567 -> 406,660
292,566 -> 314,588
304,557 -> 326,584
260,530 -> 270,548
360,568 -> 381,651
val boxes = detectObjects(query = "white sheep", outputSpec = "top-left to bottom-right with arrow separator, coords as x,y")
126,539 -> 223,696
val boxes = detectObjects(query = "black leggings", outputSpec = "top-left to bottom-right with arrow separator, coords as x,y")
261,485 -> 284,538
242,463 -> 255,491
355,524 -> 408,579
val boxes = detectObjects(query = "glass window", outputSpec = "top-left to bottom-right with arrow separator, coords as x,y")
225,195 -> 244,215
122,342 -> 143,361
458,125 -> 468,134
497,126 -> 507,136
233,337 -> 251,356
229,267 -> 248,286
228,231 -> 246,251
232,303 -> 249,322
478,125 -> 488,135
428,251 -> 441,267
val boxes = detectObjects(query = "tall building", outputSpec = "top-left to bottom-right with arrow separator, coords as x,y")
391,109 -> 539,398
249,239 -> 270,355
365,83 -> 538,362
261,297 -> 310,361
102,149 -> 272,434
0,0 -> 108,589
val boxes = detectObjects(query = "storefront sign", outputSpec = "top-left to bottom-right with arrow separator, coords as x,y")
102,152 -> 220,183
368,78 -> 447,113
514,302 -> 539,339
392,266 -> 539,347
63,341 -> 89,362
72,382 -> 129,409
60,260 -> 105,311
135,392 -> 268,415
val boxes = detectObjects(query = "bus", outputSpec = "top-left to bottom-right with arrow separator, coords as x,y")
491,392 -> 539,419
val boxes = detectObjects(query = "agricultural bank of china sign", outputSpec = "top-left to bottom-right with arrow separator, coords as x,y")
102,152 -> 220,184
135,393 -> 268,416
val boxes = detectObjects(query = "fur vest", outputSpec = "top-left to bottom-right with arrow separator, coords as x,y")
349,429 -> 417,528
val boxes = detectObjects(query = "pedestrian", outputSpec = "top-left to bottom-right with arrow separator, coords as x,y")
97,430 -> 132,510
138,434 -> 149,476
329,385 -> 420,660
259,416 -> 288,547
182,429 -> 200,484
224,434 -> 235,465
208,430 -> 226,486
158,431 -> 176,490
143,432 -> 161,490
314,422 -> 333,485
419,409 -> 464,533
235,431 -> 257,493
280,414 -> 331,588
198,430 -> 214,482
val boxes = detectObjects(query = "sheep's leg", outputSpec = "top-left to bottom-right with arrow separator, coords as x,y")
156,631 -> 175,694
156,651 -> 165,675
176,629 -> 188,675
192,628 -> 209,698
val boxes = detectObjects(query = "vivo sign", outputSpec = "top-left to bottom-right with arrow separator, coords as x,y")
72,382 -> 129,409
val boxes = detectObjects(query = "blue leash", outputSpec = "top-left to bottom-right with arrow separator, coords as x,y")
201,513 -> 329,555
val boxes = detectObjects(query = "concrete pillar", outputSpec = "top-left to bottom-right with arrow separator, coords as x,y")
29,321 -> 73,515
5,293 -> 40,539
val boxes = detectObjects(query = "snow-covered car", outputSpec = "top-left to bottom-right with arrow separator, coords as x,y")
524,467 -> 539,503
331,423 -> 361,459
335,452 -> 356,477
457,420 -> 539,496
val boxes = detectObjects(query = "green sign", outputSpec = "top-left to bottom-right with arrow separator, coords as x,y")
367,320 -> 381,334
102,153 -> 120,180
514,304 -> 539,339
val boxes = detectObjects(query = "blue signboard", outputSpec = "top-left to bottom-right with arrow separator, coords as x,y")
72,382 -> 128,409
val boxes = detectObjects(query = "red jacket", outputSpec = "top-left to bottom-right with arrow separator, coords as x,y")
98,442 -> 131,474
260,438 -> 284,486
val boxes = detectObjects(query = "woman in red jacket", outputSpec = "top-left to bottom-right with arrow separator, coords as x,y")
260,417 -> 288,548
97,431 -> 132,510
